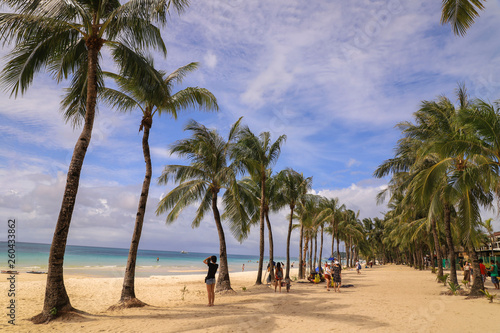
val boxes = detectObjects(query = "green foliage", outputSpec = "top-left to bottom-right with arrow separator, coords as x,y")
241,286 -> 247,291
437,274 -> 449,285
431,267 -> 437,274
480,289 -> 497,303
461,280 -> 469,288
447,281 -> 460,295
49,307 -> 57,316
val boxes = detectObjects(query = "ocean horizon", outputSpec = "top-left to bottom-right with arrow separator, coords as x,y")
1,242 -> 298,278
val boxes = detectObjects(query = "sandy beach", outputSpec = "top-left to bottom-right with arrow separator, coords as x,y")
1,265 -> 499,332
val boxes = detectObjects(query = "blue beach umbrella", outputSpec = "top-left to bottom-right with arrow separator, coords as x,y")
328,257 -> 335,261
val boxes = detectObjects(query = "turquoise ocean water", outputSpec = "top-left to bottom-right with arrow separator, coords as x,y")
1,242 -> 295,278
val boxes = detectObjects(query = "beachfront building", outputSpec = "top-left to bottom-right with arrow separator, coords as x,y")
476,231 -> 500,263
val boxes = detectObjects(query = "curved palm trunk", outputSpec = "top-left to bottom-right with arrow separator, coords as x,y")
211,191 -> 232,291
431,218 -> 444,277
255,177 -> 266,285
298,225 -> 304,279
265,213 -> 274,283
285,205 -> 294,279
444,204 -> 458,285
119,123 -> 152,304
468,245 -> 484,297
32,42 -> 101,324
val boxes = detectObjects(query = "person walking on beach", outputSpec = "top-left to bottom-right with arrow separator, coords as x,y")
332,260 -> 342,292
203,256 -> 218,306
274,262 -> 284,293
324,262 -> 332,291
488,260 -> 499,289
463,261 -> 471,288
479,259 -> 487,282
242,264 -> 245,272
356,261 -> 361,274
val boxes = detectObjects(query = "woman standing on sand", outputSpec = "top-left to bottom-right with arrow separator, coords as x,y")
332,261 -> 342,292
204,256 -> 218,306
275,262 -> 284,293
324,262 -> 333,291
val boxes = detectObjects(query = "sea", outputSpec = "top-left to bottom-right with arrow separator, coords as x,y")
0,242 -> 296,278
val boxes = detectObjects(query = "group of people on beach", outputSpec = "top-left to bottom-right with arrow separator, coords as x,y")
461,258 -> 499,289
323,260 -> 342,292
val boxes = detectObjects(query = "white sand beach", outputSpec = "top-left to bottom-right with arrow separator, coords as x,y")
1,265 -> 499,332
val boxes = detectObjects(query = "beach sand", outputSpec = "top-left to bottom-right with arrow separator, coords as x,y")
1,265 -> 499,332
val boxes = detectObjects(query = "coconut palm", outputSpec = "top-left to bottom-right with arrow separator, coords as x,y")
231,128 -> 286,285
156,119 -> 247,292
225,171 -> 281,282
275,168 -> 312,279
0,0 -> 187,322
482,218 -> 495,259
101,62 -> 218,307
441,0 -> 486,36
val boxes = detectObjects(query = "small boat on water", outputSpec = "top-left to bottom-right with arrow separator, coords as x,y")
1,270 -> 19,274
26,271 -> 47,274
180,251 -> 188,254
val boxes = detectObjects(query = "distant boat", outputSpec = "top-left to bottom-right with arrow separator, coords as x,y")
180,251 -> 188,254
1,270 -> 18,274
26,271 -> 47,274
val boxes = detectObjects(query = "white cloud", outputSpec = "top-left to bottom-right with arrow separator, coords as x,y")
203,51 -> 218,69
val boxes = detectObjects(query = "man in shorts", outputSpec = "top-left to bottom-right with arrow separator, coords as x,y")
479,259 -> 487,283
488,260 -> 499,289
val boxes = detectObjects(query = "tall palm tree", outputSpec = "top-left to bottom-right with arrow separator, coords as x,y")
156,119 -> 247,292
232,128 -> 286,285
441,0 -> 486,36
0,0 -> 187,322
102,62 -> 218,307
482,218 -> 495,259
225,171 -> 281,282
275,168 -> 312,280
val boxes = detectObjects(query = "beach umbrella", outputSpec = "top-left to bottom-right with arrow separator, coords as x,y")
328,257 -> 335,261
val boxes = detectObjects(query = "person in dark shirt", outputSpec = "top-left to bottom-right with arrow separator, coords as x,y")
203,255 -> 218,306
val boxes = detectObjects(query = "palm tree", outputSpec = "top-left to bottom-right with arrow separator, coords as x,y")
156,119 -> 246,292
482,218 -> 495,259
232,128 -> 286,285
441,0 -> 486,36
275,169 -> 312,280
102,62 -> 218,307
226,171 -> 281,282
0,0 -> 187,323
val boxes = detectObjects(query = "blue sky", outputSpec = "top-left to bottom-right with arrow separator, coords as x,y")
1,0 -> 500,257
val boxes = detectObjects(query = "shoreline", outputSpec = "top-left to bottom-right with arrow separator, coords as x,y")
1,265 -> 498,332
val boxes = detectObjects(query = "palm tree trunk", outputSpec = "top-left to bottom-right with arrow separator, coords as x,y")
303,236 -> 309,277
431,217 -> 444,277
120,123 -> 152,304
33,42 -> 101,324
336,234 -> 340,265
255,177 -> 266,285
313,233 -> 318,270
444,204 -> 458,285
285,205 -> 295,280
319,225 -> 324,270
298,225 -> 304,279
308,237 -> 313,273
467,244 -> 484,297
211,191 -> 232,291
331,223 -> 335,258
265,213 -> 274,283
